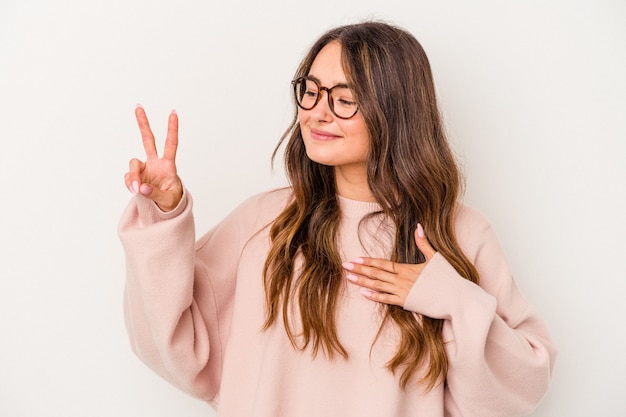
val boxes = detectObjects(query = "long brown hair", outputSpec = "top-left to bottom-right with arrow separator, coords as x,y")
263,21 -> 479,390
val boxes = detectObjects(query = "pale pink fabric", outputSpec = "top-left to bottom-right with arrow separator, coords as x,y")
119,188 -> 556,417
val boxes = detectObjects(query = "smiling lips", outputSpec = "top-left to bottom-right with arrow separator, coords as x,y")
310,128 -> 341,141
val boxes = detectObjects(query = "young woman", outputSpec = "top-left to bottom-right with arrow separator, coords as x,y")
120,21 -> 556,417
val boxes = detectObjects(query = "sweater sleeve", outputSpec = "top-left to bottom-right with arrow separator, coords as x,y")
403,208 -> 557,417
118,190 -> 243,403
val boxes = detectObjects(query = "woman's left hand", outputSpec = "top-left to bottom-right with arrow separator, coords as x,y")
342,224 -> 437,307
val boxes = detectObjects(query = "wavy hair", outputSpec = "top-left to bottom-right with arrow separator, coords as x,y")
263,21 -> 479,390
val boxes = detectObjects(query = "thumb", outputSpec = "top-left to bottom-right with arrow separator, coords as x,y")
139,183 -> 153,196
414,223 -> 436,260
139,180 -> 183,212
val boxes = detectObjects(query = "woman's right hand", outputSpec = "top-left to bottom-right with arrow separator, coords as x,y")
124,105 -> 183,212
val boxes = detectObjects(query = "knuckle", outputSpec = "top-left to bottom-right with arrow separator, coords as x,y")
129,158 -> 141,169
371,259 -> 387,270
371,280 -> 385,292
372,292 -> 386,304
370,268 -> 383,280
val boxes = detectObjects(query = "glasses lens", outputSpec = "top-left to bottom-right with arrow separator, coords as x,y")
293,77 -> 359,119
295,78 -> 319,110
329,87 -> 358,119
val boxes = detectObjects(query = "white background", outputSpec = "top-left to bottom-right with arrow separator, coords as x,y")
1,0 -> 624,416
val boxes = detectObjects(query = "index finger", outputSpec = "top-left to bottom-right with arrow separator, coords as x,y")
135,105 -> 158,159
351,257 -> 398,274
163,110 -> 178,161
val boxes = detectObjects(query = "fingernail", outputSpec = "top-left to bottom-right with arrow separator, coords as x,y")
351,257 -> 365,264
171,109 -> 177,114
131,180 -> 139,194
139,184 -> 152,195
417,223 -> 425,238
345,273 -> 358,282
342,262 -> 354,271
136,103 -> 143,109
360,288 -> 373,298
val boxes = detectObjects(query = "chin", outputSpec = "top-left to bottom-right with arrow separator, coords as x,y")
305,152 -> 336,167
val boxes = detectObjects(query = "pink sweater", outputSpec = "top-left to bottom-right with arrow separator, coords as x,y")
119,188 -> 556,417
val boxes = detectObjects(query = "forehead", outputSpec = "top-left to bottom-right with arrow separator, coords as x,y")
308,41 -> 347,85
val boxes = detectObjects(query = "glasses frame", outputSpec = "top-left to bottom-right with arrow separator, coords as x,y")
292,76 -> 359,120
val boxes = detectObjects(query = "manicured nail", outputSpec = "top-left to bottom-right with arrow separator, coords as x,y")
345,273 -> 358,282
360,288 -> 373,298
342,262 -> 354,271
136,103 -> 143,109
131,180 -> 139,194
139,184 -> 152,195
171,109 -> 177,114
417,223 -> 425,238
351,257 -> 364,264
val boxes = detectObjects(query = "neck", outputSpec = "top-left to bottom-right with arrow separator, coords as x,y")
334,164 -> 376,202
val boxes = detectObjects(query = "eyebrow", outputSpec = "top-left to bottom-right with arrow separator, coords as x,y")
306,75 -> 351,89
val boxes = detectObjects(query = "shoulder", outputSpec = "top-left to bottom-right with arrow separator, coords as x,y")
453,203 -> 497,260
194,187 -> 293,251
454,204 -> 490,235
225,187 -> 293,230
234,187 -> 293,216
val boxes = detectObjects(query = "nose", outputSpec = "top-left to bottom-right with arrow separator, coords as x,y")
309,90 -> 333,121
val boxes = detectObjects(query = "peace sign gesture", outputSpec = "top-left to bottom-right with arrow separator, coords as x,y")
124,105 -> 183,212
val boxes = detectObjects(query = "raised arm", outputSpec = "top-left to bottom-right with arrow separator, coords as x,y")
119,107 -> 228,402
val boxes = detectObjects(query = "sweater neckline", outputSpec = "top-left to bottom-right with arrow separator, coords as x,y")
337,195 -> 382,220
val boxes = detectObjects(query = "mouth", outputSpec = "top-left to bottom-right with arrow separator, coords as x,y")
310,128 -> 341,141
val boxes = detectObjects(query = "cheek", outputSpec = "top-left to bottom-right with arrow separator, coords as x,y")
297,109 -> 309,128
346,124 -> 371,154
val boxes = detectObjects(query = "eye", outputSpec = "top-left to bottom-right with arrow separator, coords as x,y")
337,97 -> 357,106
333,87 -> 357,107
301,79 -> 319,97
304,89 -> 318,98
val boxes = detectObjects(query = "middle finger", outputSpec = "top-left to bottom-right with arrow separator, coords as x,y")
162,110 -> 179,161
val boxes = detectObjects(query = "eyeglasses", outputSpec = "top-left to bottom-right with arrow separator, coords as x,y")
292,76 -> 359,119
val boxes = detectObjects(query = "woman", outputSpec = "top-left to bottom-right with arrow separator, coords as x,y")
120,21 -> 556,416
